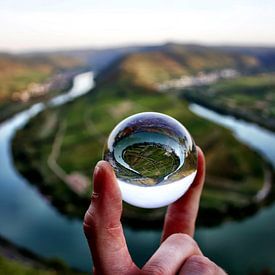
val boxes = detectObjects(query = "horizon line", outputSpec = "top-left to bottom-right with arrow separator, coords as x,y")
2,40 -> 275,54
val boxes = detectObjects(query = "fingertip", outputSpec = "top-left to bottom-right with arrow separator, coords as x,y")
196,146 -> 205,165
84,161 -> 123,243
93,160 -> 116,194
92,160 -> 122,216
96,160 -> 113,170
93,160 -> 114,179
195,146 -> 205,181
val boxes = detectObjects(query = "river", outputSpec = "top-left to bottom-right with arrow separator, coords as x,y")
0,72 -> 274,274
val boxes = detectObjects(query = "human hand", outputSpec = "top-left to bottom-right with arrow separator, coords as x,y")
83,147 -> 226,274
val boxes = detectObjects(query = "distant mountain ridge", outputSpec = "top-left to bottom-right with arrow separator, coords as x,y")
1,42 -> 274,114
88,43 -> 275,90
18,42 -> 275,74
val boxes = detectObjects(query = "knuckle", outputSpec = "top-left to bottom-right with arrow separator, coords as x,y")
91,191 -> 100,202
186,255 -> 217,274
83,193 -> 100,228
142,263 -> 169,275
167,233 -> 198,249
83,208 -> 97,238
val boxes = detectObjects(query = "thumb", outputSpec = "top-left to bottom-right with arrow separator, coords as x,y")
83,161 -> 138,275
84,160 -> 122,232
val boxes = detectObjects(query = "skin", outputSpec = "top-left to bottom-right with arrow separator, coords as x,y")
83,147 -> 227,275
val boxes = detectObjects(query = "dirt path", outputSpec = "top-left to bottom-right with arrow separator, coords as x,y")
47,121 -> 89,195
47,121 -> 68,182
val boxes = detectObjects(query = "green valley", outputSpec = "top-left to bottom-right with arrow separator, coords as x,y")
12,44 -> 271,226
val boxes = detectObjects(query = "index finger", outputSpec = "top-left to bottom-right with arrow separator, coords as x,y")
83,161 -> 139,275
161,146 -> 205,241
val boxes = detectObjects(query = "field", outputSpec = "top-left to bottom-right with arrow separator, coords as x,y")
122,142 -> 180,179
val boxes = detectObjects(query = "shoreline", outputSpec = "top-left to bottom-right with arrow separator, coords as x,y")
1,70 -> 275,271
0,68 -> 90,124
182,94 -> 275,132
0,79 -> 73,124
10,90 -> 275,228
14,150 -> 274,230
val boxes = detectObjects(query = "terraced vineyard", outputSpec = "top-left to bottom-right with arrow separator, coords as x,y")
123,142 -> 180,180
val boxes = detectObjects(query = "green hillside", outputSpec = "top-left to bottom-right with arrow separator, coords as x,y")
114,43 -> 259,89
12,47 -> 268,226
0,53 -> 82,100
0,53 -> 82,121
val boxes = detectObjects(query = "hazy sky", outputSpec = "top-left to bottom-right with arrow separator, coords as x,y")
1,0 -> 275,52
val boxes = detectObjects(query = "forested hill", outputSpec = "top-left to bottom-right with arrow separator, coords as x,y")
95,43 -> 275,89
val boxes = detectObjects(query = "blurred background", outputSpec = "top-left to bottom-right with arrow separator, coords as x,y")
0,1 -> 275,274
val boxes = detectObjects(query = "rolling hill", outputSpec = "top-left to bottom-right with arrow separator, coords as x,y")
12,43 -> 272,226
0,53 -> 83,121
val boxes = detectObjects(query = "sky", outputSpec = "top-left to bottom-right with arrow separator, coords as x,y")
1,0 -> 275,52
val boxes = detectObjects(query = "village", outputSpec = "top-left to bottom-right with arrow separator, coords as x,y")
11,73 -> 72,102
156,68 -> 239,91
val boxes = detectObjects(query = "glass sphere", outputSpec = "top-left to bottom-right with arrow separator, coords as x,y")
103,112 -> 197,208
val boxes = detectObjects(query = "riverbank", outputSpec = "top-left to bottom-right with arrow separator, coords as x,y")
11,68 -> 268,228
179,73 -> 275,132
0,52 -> 85,123
184,94 -> 275,132
2,45 -> 275,274
0,72 -> 79,124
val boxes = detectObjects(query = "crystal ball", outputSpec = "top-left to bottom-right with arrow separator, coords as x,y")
103,112 -> 198,208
